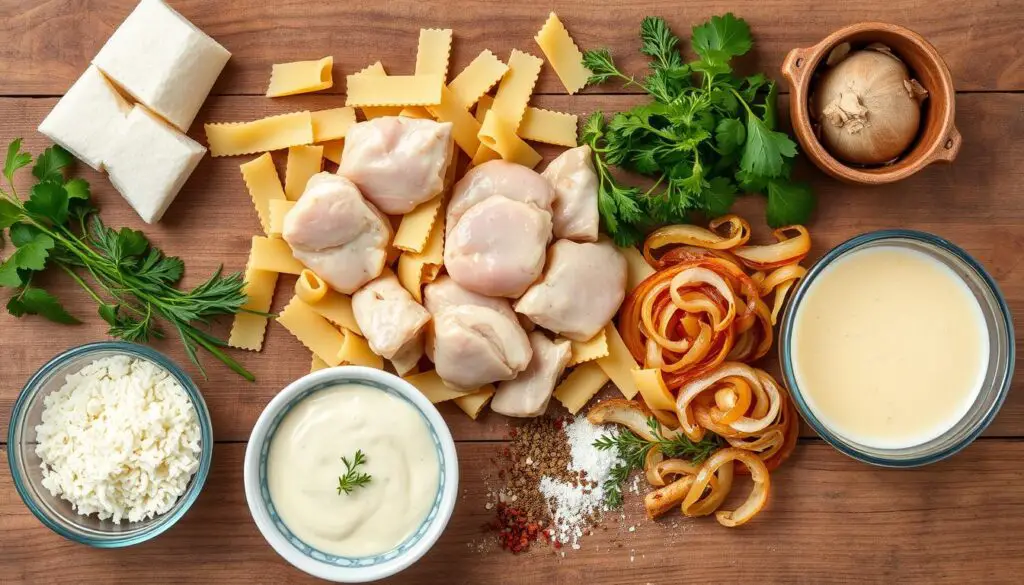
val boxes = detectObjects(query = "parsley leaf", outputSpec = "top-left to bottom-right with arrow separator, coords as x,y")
702,176 -> 739,217
715,118 -> 746,154
25,181 -> 70,226
31,146 -> 72,184
0,199 -> 20,229
741,113 -> 797,179
691,13 -> 752,60
63,178 -> 90,201
7,287 -> 79,325
766,179 -> 815,227
0,231 -> 53,286
4,139 -> 31,183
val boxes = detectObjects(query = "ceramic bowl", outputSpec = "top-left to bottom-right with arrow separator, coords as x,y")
781,22 -> 960,184
244,366 -> 458,583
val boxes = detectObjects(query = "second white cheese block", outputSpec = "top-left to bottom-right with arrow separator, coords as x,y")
37,66 -> 132,171
93,0 -> 231,132
105,105 -> 206,224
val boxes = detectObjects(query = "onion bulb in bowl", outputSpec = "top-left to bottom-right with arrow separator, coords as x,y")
811,44 -> 929,165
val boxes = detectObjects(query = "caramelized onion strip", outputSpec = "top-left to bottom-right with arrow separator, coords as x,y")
733,226 -> 811,271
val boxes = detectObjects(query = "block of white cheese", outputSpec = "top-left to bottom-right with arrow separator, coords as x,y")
93,0 -> 231,132
37,66 -> 132,171
105,105 -> 206,223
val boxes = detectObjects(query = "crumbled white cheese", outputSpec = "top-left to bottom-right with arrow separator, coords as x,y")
35,355 -> 201,523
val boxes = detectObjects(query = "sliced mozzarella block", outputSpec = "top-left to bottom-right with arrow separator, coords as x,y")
37,66 -> 132,171
93,0 -> 231,131
105,105 -> 206,224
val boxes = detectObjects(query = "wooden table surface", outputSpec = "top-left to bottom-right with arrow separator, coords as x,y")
2,1 -> 1023,583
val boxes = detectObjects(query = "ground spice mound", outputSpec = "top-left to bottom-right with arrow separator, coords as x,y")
486,415 -> 621,554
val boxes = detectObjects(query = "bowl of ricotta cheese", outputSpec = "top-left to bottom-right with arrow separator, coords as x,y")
244,366 -> 458,583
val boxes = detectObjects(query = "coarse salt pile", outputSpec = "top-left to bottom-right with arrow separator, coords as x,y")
35,355 -> 201,523
539,415 -> 622,549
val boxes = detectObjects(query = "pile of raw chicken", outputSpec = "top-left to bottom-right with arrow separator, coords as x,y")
282,116 -> 627,417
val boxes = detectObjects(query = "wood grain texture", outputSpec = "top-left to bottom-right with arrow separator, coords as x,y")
0,93 -> 1022,443
0,0 -> 1020,96
3,442 -> 1024,584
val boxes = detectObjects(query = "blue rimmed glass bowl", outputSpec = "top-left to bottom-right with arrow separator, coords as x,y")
243,366 -> 458,583
7,341 -> 213,546
779,230 -> 1014,467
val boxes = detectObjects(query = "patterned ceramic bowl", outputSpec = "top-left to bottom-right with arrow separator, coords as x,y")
243,366 -> 458,583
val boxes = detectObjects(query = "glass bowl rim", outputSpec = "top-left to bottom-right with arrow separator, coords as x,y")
779,229 -> 1015,467
6,341 -> 214,547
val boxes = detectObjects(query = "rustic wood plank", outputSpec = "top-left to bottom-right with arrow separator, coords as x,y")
2,441 -> 1023,583
0,93 -> 1021,443
0,0 -> 1020,96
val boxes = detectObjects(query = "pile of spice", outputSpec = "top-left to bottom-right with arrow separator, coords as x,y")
486,415 -> 622,554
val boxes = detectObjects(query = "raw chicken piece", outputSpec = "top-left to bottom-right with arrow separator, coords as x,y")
339,117 -> 454,215
541,145 -> 600,242
491,332 -> 572,418
283,172 -> 391,294
515,238 -> 628,341
390,336 -> 424,376
424,276 -> 532,390
352,271 -> 431,360
444,160 -> 555,297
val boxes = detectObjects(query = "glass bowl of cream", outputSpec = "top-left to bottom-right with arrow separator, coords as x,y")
244,366 -> 458,583
780,230 -> 1014,467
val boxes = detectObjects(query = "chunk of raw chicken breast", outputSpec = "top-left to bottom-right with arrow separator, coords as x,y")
541,145 -> 600,242
424,276 -> 532,390
515,238 -> 628,341
444,160 -> 555,298
491,332 -> 571,418
339,117 -> 453,214
282,172 -> 391,294
352,271 -> 431,360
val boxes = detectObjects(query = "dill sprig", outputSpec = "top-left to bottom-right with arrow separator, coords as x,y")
336,449 -> 372,495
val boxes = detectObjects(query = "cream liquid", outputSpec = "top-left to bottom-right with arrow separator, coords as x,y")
267,384 -> 440,556
791,246 -> 988,449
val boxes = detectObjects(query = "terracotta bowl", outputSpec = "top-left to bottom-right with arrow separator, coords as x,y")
781,22 -> 960,185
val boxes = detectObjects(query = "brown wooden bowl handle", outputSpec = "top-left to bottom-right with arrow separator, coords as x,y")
925,126 -> 962,164
780,47 -> 813,87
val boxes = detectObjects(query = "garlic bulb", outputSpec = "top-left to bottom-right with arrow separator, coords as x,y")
811,46 -> 928,165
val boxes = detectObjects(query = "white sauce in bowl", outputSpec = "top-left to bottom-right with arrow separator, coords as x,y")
267,384 -> 440,557
791,246 -> 989,449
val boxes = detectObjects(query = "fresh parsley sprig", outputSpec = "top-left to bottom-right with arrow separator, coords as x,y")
593,416 -> 722,508
582,14 -> 815,245
336,449 -> 372,495
0,139 -> 255,380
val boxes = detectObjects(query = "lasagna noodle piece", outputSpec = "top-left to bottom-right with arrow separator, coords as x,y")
490,49 -> 543,131
596,323 -> 641,399
534,12 -> 593,95
250,236 -> 304,275
632,368 -> 676,412
448,50 -> 509,110
228,250 -> 279,351
415,29 -> 454,78
554,361 -> 610,415
338,328 -> 383,369
205,111 -> 314,157
284,145 -> 323,200
454,385 -> 496,419
351,62 -> 403,119
478,110 -> 542,169
320,139 -> 344,164
277,297 -> 346,366
519,107 -> 579,147
471,144 -> 501,167
621,245 -> 655,291
293,269 -> 362,334
345,74 -> 445,107
426,85 -> 481,157
405,370 -> 471,403
396,253 -> 427,303
311,107 -> 356,142
310,354 -> 329,373
266,56 -> 334,97
567,329 -> 610,367
398,107 -> 433,119
474,94 -> 494,123
268,199 -> 296,238
393,195 -> 443,254
239,153 -> 286,235
295,269 -> 329,304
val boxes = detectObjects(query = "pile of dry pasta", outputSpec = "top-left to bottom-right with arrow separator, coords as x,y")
595,215 -> 811,527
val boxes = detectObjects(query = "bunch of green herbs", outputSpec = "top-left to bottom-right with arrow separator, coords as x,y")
0,139 -> 254,380
593,416 -> 722,508
582,14 -> 815,246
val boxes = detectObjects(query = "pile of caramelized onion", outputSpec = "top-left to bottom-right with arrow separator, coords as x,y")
602,215 -> 810,527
